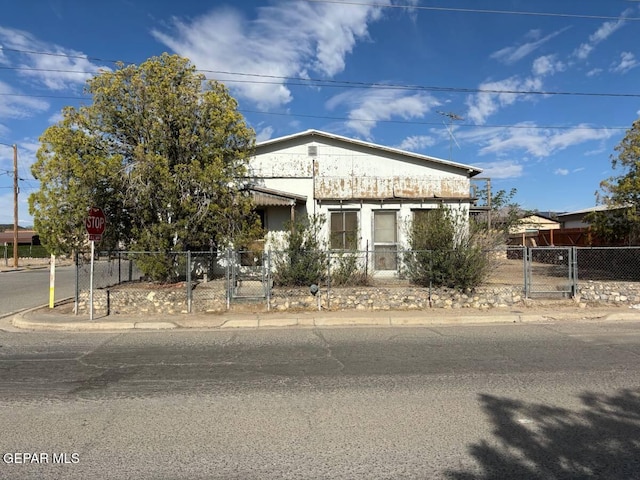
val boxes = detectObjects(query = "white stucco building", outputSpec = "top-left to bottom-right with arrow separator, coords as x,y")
248,130 -> 482,273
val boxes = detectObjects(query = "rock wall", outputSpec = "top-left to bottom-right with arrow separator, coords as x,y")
270,286 -> 524,311
576,281 -> 640,305
77,280 -> 640,316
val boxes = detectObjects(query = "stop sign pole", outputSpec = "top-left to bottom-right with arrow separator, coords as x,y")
86,207 -> 106,321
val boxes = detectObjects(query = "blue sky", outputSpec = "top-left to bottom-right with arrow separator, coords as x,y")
1,0 -> 639,226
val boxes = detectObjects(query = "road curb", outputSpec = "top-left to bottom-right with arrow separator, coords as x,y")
12,317 -> 137,331
133,322 -> 177,330
8,306 -> 640,332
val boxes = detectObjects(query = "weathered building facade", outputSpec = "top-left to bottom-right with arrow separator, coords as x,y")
249,130 -> 482,272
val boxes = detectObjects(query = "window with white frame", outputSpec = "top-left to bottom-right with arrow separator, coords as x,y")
373,210 -> 398,270
330,211 -> 358,250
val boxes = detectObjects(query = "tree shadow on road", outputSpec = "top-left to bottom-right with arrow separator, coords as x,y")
446,389 -> 640,479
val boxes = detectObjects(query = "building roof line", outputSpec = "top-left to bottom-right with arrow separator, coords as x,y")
256,129 -> 482,177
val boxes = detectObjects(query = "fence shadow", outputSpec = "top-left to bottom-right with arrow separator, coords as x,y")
446,389 -> 640,479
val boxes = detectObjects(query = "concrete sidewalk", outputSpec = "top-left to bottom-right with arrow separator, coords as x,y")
7,300 -> 640,332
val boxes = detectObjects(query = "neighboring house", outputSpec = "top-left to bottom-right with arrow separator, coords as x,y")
0,229 -> 39,246
508,213 -> 561,247
247,129 -> 482,274
510,213 -> 560,235
557,205 -> 625,229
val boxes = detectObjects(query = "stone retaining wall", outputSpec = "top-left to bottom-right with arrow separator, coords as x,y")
576,281 -> 640,305
270,286 -> 524,311
77,280 -> 640,316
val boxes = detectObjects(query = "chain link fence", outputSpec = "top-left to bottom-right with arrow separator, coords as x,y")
75,251 -> 145,291
75,247 -> 640,314
576,247 -> 640,282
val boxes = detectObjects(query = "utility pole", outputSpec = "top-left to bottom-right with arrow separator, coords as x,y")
13,144 -> 18,268
486,177 -> 492,231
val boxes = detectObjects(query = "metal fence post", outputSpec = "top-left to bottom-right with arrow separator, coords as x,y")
326,251 -> 331,310
225,248 -> 231,311
523,247 -> 530,299
74,251 -> 79,315
266,250 -> 271,311
571,247 -> 578,297
429,250 -> 433,307
365,242 -> 369,279
186,251 -> 192,313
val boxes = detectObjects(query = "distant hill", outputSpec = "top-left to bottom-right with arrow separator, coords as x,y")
0,225 -> 30,231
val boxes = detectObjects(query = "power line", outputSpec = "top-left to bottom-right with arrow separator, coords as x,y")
239,109 -> 628,131
303,0 -> 640,21
0,47 -> 126,67
2,64 -> 640,99
0,88 -> 628,131
2,47 -> 640,98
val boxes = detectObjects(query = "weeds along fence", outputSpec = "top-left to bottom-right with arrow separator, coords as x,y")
75,247 -> 640,313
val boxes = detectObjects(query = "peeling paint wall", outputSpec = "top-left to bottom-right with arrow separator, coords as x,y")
315,176 -> 469,199
251,139 -> 472,201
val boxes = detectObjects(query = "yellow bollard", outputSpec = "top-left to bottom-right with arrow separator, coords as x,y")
49,254 -> 56,309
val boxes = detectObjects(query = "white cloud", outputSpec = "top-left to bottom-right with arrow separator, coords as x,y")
0,47 -> 9,66
532,55 -> 565,77
396,135 -> 436,152
475,160 -> 523,179
152,1 -> 396,109
326,88 -> 439,139
573,43 -> 594,61
465,76 -> 542,125
491,27 -> 569,65
0,27 -> 106,91
590,11 -> 630,43
256,126 -> 274,142
47,111 -> 64,125
0,80 -> 49,120
586,68 -> 603,77
554,168 -> 569,176
573,9 -> 632,60
470,123 -> 615,158
584,148 -> 605,157
610,52 -> 639,74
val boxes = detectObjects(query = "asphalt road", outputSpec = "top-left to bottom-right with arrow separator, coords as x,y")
1,322 -> 640,479
0,266 -> 77,316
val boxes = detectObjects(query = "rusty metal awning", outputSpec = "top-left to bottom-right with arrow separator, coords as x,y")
249,186 -> 307,207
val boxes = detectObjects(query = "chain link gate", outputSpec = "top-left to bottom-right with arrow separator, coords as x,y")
227,249 -> 271,308
524,247 -> 577,298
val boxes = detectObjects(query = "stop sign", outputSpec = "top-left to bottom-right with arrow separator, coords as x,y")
86,207 -> 106,236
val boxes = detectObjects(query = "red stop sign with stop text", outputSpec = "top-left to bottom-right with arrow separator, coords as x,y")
86,207 -> 106,239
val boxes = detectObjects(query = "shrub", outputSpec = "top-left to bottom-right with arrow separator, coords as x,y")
405,205 -> 492,290
272,215 -> 327,287
130,251 -> 184,283
330,251 -> 370,286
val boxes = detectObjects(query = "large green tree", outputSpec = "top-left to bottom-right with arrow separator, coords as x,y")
588,118 -> 640,244
30,53 -> 260,279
